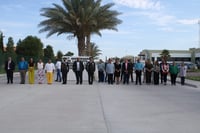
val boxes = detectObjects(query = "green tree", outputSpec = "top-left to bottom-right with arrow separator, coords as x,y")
160,49 -> 170,61
0,32 -> 4,53
44,45 -> 55,62
85,2 -> 122,56
39,0 -> 122,56
5,37 -> 17,62
16,36 -> 44,61
56,50 -> 63,60
89,42 -> 101,59
0,32 -> 5,72
64,51 -> 74,56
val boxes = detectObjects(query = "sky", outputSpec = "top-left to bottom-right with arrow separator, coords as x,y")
0,0 -> 200,60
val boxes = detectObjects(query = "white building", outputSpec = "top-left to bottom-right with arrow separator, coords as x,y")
138,48 -> 200,64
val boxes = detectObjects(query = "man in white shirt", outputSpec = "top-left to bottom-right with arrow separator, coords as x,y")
55,59 -> 62,82
44,59 -> 55,84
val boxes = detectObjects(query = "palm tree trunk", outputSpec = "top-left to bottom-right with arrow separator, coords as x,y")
86,35 -> 91,56
77,35 -> 85,56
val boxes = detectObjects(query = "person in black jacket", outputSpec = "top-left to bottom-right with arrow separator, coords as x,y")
86,57 -> 96,85
61,58 -> 69,84
122,59 -> 132,84
73,57 -> 84,84
4,57 -> 15,84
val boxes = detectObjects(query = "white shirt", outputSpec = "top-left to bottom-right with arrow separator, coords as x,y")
55,61 -> 61,69
76,62 -> 80,71
37,62 -> 44,70
45,63 -> 55,72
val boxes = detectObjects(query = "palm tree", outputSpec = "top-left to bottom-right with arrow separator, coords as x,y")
86,2 -> 122,56
160,49 -> 170,61
38,0 -> 122,56
89,42 -> 101,58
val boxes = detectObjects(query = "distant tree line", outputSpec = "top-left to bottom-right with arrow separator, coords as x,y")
0,35 -> 76,73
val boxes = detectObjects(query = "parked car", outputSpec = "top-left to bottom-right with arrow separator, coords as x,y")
185,63 -> 197,70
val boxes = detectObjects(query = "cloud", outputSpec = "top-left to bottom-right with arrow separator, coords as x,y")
0,21 -> 34,28
0,4 -> 24,11
113,0 -> 161,10
129,11 -> 175,26
177,19 -> 199,25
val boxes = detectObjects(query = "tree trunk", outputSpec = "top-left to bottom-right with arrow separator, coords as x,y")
77,35 -> 86,56
86,35 -> 91,56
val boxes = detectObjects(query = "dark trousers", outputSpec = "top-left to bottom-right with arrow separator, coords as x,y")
129,71 -> 133,82
62,72 -> 68,84
75,71 -> 83,84
107,74 -> 113,84
135,70 -> 142,85
6,70 -> 14,83
19,70 -> 26,84
163,73 -> 168,84
154,72 -> 159,85
146,71 -> 152,84
98,71 -> 104,82
160,71 -> 163,83
123,72 -> 129,84
170,74 -> 177,85
181,76 -> 185,85
88,72 -> 94,84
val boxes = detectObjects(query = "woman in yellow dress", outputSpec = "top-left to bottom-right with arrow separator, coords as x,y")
28,58 -> 35,84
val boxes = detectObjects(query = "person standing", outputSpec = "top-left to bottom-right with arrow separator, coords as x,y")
169,61 -> 179,85
159,59 -> 165,84
37,59 -> 44,84
4,57 -> 15,84
106,58 -> 115,84
129,60 -> 134,82
97,59 -> 105,82
18,57 -> 28,84
134,58 -> 144,85
161,60 -> 169,85
114,59 -> 121,84
179,62 -> 187,85
73,57 -> 84,84
145,59 -> 153,84
122,59 -> 131,84
28,58 -> 35,84
86,57 -> 96,85
44,59 -> 55,85
61,58 -> 69,84
55,59 -> 62,82
153,60 -> 160,85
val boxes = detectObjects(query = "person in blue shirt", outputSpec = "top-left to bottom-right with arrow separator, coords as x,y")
134,58 -> 144,85
106,58 -> 115,84
18,57 -> 28,84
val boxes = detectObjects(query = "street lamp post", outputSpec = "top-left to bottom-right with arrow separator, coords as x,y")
0,31 -> 5,53
198,20 -> 200,48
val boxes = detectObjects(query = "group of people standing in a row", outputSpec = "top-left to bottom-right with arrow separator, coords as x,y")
4,56 -> 96,85
4,57 -> 69,85
4,56 -> 187,86
97,58 -> 188,86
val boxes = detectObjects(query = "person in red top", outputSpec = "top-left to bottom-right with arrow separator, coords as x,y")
161,60 -> 169,85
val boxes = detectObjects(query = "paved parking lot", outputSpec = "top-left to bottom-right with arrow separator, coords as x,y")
0,72 -> 200,133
